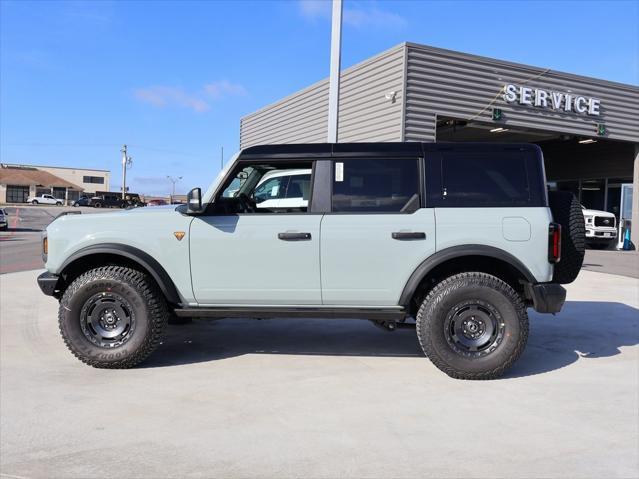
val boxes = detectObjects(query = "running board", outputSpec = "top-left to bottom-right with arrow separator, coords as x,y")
174,307 -> 406,321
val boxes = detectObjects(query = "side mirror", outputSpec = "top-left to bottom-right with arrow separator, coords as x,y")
187,187 -> 204,214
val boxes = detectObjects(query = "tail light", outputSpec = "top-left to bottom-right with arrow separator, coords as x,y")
548,223 -> 561,263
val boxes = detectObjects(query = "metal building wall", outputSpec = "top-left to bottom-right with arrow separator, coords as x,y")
240,45 -> 405,148
404,43 -> 639,143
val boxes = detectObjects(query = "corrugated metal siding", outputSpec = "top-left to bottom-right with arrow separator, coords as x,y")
405,43 -> 639,143
240,45 -> 405,148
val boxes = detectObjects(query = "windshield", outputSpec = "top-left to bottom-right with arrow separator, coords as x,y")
202,151 -> 240,203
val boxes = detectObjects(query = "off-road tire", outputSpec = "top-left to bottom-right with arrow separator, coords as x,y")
59,266 -> 168,368
548,191 -> 585,284
416,272 -> 529,380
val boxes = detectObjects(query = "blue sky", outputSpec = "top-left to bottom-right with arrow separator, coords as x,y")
1,0 -> 637,195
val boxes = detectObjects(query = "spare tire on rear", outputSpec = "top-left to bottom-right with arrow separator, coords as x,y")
548,191 -> 585,284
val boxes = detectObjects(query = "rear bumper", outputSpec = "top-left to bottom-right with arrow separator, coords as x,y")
37,272 -> 61,297
526,283 -> 566,314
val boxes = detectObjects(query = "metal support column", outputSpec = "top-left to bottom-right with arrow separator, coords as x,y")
631,144 -> 639,246
327,0 -> 343,143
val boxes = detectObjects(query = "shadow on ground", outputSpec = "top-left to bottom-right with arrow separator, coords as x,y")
142,301 -> 639,378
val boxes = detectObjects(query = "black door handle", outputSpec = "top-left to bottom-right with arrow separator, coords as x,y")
278,232 -> 312,241
392,232 -> 426,240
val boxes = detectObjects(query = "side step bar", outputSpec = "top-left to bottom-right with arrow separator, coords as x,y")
174,307 -> 407,321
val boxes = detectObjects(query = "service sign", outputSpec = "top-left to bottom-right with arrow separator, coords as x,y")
502,84 -> 601,116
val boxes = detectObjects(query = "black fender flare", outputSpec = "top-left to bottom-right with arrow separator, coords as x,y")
398,244 -> 537,308
58,243 -> 182,305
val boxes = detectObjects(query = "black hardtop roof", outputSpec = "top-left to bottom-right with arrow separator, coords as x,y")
239,142 -> 541,159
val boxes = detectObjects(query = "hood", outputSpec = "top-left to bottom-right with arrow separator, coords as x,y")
582,208 -> 615,217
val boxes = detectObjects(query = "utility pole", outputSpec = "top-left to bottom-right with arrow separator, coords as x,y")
167,176 -> 183,200
121,145 -> 133,199
327,0 -> 343,143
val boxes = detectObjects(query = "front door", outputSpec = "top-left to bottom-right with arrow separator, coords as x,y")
320,157 -> 436,306
189,161 -> 321,305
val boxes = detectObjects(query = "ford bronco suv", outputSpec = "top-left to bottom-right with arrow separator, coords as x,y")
37,143 -> 585,379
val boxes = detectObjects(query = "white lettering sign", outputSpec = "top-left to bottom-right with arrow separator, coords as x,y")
502,84 -> 601,116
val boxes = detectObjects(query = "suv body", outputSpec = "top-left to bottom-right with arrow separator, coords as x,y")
37,143 -> 582,379
27,194 -> 62,206
582,207 -> 617,247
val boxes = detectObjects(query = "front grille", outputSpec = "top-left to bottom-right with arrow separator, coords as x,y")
594,216 -> 615,228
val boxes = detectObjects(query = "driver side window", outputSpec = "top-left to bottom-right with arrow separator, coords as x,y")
214,161 -> 313,214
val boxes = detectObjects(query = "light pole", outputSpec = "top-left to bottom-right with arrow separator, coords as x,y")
167,176 -> 183,200
121,145 -> 133,199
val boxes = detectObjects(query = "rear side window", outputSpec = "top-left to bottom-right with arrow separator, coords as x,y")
286,174 -> 311,200
437,152 -> 531,207
331,159 -> 420,213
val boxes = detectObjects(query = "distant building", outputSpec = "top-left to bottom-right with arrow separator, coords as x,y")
0,164 -> 111,204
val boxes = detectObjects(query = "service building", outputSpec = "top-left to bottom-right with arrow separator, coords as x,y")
241,43 -> 639,241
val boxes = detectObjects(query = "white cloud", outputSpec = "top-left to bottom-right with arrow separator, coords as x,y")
298,0 -> 406,28
134,81 -> 246,112
204,80 -> 247,99
134,86 -> 210,112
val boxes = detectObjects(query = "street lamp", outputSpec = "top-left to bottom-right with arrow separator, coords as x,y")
167,176 -> 183,199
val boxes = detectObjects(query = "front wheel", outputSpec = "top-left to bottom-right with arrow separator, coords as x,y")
31,200 -> 38,205
416,272 -> 528,380
58,266 -> 168,368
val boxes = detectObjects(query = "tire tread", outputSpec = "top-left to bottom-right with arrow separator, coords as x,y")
416,272 -> 529,380
58,266 -> 168,368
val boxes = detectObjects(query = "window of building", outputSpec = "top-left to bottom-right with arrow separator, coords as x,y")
439,152 -> 530,207
331,159 -> 420,213
6,185 -> 29,203
83,176 -> 104,184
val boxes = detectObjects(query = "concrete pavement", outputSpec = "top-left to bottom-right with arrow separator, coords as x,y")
0,269 -> 637,478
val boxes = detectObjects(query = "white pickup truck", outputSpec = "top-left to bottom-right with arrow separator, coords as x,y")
582,207 -> 617,248
27,194 -> 63,206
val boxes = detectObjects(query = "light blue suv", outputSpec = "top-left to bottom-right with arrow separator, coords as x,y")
37,143 -> 584,379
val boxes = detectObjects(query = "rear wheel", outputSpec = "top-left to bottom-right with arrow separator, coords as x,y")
56,201 -> 62,206
416,272 -> 528,380
58,266 -> 168,368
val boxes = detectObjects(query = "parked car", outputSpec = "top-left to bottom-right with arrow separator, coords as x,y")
26,194 -> 62,206
38,142 -> 585,379
89,193 -> 126,208
0,208 -> 7,230
73,196 -> 92,207
146,199 -> 168,206
582,206 -> 617,249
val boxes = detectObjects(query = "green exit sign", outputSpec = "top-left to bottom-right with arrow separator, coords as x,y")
597,123 -> 606,136
492,108 -> 503,121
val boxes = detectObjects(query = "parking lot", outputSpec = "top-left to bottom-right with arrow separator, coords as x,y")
0,210 -> 638,477
0,205 -> 113,274
1,205 -> 638,478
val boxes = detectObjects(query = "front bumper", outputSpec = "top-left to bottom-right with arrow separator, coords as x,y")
526,283 -> 566,314
586,228 -> 617,240
37,272 -> 61,297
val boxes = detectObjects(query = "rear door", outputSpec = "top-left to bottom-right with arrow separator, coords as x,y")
320,157 -> 436,306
